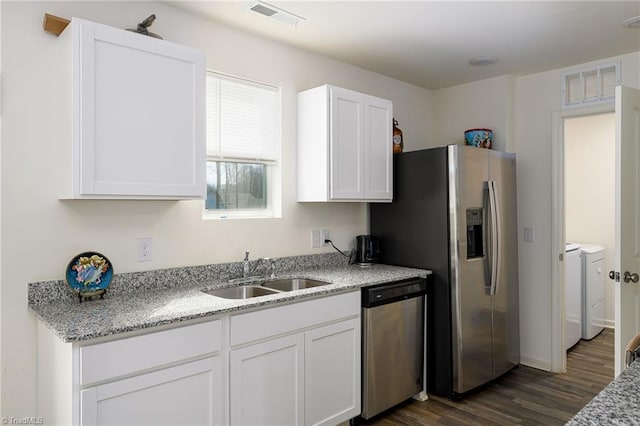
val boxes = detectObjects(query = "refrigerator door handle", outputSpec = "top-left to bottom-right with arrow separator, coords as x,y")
487,180 -> 501,296
483,182 -> 492,294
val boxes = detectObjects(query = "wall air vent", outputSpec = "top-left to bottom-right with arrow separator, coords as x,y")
245,1 -> 305,27
562,62 -> 621,109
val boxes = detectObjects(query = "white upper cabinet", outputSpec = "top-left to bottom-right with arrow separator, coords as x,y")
297,85 -> 393,202
55,18 -> 205,199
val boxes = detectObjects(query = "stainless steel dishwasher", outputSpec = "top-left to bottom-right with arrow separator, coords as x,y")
361,277 -> 427,419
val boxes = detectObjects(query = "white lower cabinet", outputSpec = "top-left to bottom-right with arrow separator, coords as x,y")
305,319 -> 360,426
38,292 -> 361,426
75,320 -> 224,426
80,356 -> 222,426
230,334 -> 305,425
228,291 -> 361,425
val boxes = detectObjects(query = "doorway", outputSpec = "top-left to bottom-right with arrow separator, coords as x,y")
564,113 -> 616,354
552,108 -> 615,372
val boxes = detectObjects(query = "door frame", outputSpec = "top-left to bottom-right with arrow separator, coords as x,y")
551,103 -> 614,373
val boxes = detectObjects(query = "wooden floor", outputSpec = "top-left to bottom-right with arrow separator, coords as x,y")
364,329 -> 614,425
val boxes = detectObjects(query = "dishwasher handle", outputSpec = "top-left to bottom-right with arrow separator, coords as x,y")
362,278 -> 427,308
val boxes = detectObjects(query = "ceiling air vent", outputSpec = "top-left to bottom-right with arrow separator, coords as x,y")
245,1 -> 305,27
251,3 -> 277,17
562,62 -> 620,108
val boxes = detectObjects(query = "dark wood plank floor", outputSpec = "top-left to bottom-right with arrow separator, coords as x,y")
364,329 -> 614,425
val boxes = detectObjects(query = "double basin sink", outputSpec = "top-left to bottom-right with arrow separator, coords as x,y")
202,278 -> 330,300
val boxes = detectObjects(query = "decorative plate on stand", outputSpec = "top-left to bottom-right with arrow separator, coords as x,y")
65,252 -> 113,302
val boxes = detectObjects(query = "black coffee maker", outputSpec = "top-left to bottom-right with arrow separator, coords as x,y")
353,235 -> 381,266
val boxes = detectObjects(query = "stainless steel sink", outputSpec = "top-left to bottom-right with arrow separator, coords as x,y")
262,278 -> 330,291
202,285 -> 280,299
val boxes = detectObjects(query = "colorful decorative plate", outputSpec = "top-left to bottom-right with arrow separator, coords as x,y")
65,252 -> 113,293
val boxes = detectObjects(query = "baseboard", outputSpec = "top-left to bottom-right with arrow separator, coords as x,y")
519,355 -> 552,372
600,319 -> 615,329
521,325 -> 613,374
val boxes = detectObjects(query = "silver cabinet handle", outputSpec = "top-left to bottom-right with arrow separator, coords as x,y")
624,271 -> 639,283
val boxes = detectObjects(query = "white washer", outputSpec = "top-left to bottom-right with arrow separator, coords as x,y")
565,243 -> 583,350
581,244 -> 606,340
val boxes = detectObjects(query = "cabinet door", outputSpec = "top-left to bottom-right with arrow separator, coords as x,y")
363,97 -> 393,201
305,318 -> 361,426
80,356 -> 222,426
230,334 -> 304,425
329,87 -> 364,199
76,19 -> 205,198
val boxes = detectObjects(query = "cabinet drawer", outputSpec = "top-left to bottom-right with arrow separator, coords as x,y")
80,320 -> 221,386
230,291 -> 359,346
80,357 -> 222,426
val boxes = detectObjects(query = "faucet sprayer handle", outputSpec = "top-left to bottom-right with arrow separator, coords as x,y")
269,258 -> 276,279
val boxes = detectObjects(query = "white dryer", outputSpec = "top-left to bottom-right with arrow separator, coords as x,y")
565,243 -> 583,350
581,244 -> 606,340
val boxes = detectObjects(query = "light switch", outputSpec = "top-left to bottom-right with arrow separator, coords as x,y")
311,230 -> 322,248
524,226 -> 535,243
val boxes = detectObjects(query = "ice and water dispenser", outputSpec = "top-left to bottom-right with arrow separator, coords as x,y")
466,208 -> 484,259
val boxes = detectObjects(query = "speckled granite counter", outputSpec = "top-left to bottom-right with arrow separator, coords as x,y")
567,361 -> 640,425
28,253 -> 429,343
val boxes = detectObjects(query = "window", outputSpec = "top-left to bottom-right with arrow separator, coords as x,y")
562,62 -> 620,108
205,72 -> 281,218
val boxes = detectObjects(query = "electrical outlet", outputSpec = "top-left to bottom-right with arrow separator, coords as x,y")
311,230 -> 322,248
138,238 -> 153,262
321,229 -> 330,246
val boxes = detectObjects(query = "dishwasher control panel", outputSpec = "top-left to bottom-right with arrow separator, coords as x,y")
362,277 -> 427,308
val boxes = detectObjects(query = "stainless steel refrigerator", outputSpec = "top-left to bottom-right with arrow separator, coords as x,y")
370,144 -> 520,399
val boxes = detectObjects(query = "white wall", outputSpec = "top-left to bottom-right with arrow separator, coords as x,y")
514,53 -> 640,369
432,75 -> 514,152
565,113 -> 615,326
0,1 -> 433,416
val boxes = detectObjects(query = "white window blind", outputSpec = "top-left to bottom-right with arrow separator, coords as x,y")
600,65 -> 618,98
583,70 -> 598,101
206,73 -> 279,161
562,62 -> 620,108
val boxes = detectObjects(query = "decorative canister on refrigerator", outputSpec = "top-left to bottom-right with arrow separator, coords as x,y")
464,128 -> 493,149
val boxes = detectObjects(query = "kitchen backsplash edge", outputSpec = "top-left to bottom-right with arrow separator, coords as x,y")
28,252 -> 348,306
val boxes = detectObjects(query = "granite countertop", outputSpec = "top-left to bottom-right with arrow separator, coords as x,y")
567,360 -> 640,425
29,258 -> 429,344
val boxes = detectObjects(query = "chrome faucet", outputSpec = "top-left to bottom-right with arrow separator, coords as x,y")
267,258 -> 276,279
239,251 -> 276,281
252,257 -> 275,278
243,250 -> 250,278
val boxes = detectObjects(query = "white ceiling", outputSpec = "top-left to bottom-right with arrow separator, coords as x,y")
166,1 -> 640,90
